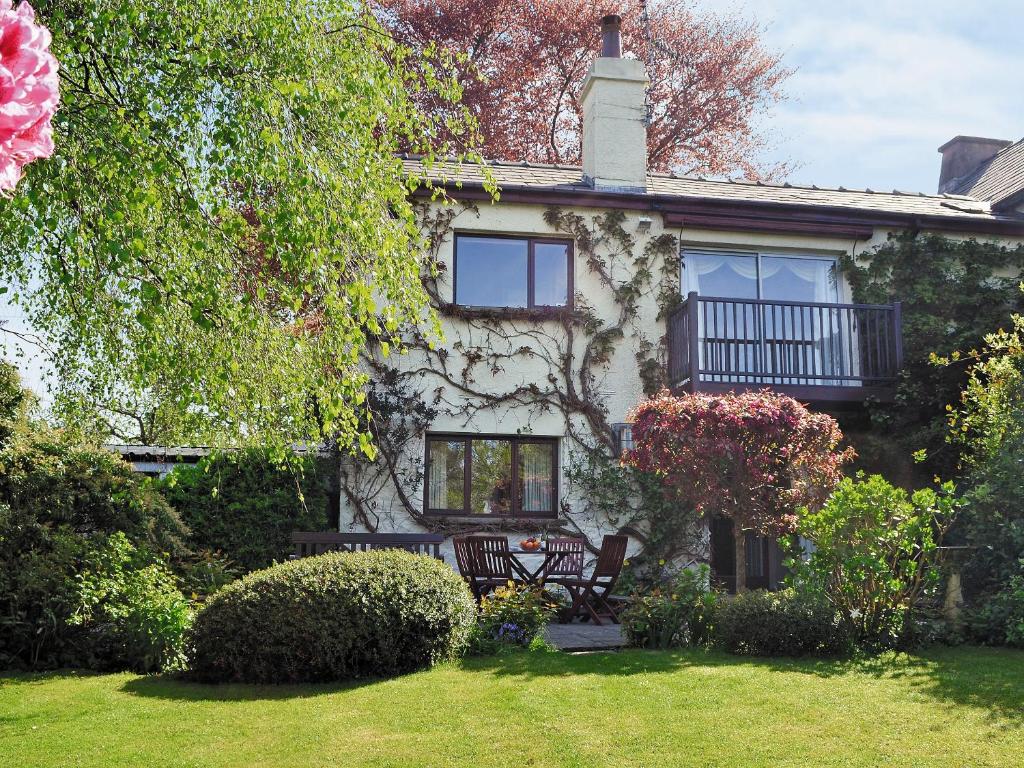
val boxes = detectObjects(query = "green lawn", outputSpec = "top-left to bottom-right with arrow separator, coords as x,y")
2,647 -> 1023,768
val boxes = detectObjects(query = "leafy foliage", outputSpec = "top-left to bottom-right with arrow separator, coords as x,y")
0,423 -> 188,559
713,589 -> 848,657
564,451 -> 701,583
187,550 -> 476,683
468,581 -> 557,655
944,312 -> 1024,601
624,390 -> 850,589
0,502 -> 86,668
0,0 -> 483,448
937,308 -> 1024,646
840,233 -> 1024,482
0,452 -> 186,669
175,549 -> 242,602
621,564 -> 717,649
793,474 -> 957,649
374,0 -> 791,178
0,364 -> 190,669
626,390 -> 850,536
964,569 -> 1024,648
68,532 -> 191,672
157,449 -> 332,572
0,361 -> 30,441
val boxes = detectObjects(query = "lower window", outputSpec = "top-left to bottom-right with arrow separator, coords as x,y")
425,434 -> 558,517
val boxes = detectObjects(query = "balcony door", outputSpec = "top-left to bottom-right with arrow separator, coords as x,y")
681,250 -> 843,385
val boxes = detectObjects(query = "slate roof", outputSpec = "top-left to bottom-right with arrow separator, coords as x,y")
946,137 -> 1024,208
404,157 -> 1024,225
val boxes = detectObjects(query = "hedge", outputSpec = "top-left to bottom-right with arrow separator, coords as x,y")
187,549 -> 476,683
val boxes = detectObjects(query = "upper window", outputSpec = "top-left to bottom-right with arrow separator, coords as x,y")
454,235 -> 571,309
682,249 -> 839,304
425,434 -> 558,517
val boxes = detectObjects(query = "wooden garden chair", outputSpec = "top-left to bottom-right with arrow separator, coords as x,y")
464,535 -> 515,599
540,537 -> 586,585
453,536 -> 486,601
559,534 -> 629,625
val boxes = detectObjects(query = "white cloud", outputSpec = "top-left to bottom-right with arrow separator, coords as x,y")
697,0 -> 1024,191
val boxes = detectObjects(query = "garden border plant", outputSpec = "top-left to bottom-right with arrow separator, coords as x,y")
187,549 -> 476,683
791,473 -> 957,650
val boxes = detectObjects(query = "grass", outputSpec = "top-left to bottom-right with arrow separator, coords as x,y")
2,646 -> 1023,768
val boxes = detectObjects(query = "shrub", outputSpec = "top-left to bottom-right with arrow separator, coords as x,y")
624,390 -> 851,591
0,416 -> 189,670
0,427 -> 189,557
0,362 -> 29,443
793,473 -> 956,649
947,312 -> 1024,603
621,565 -> 717,649
158,448 -> 332,572
176,549 -> 241,601
965,571 -> 1024,648
0,503 -> 87,668
713,589 -> 848,657
69,533 -> 192,672
468,582 -> 557,655
187,550 -> 475,683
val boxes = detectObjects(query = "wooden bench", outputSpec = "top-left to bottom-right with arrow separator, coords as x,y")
291,532 -> 445,561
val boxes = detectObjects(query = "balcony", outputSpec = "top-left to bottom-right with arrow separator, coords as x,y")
667,292 -> 903,403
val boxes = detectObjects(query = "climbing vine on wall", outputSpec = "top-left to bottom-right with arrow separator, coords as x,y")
336,200 -> 703,565
840,232 -> 1024,483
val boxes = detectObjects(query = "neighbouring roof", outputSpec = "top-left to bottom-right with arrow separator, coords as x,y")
105,444 -> 331,460
403,157 -> 1024,233
106,444 -> 211,460
945,137 -> 1024,209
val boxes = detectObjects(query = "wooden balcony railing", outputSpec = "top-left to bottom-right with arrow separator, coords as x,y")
667,292 -> 903,402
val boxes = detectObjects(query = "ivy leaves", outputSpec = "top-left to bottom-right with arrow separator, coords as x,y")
840,233 -> 1024,480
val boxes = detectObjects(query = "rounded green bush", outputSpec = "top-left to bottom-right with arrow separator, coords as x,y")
713,589 -> 849,657
187,550 -> 476,683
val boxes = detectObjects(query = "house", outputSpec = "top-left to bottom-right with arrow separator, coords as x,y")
335,15 -> 1024,591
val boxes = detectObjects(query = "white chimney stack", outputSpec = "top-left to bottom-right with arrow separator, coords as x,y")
581,15 -> 649,193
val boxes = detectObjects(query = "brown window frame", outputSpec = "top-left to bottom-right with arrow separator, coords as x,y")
452,233 -> 574,310
423,433 -> 560,518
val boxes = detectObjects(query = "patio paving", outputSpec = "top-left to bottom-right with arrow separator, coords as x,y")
543,623 -> 626,651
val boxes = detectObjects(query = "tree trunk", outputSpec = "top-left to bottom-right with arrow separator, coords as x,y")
734,526 -> 747,594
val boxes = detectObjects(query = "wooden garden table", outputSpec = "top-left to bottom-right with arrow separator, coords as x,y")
500,547 -> 568,588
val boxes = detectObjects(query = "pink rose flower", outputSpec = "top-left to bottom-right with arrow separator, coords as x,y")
0,0 -> 58,192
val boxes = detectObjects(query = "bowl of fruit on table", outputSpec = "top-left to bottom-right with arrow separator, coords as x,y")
519,536 -> 543,552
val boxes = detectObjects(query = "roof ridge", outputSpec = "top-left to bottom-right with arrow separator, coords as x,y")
989,135 -> 1024,159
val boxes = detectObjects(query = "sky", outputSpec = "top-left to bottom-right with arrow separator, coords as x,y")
698,0 -> 1024,193
3,1 -> 1024,402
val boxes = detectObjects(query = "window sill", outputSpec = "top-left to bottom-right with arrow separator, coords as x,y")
437,303 -> 577,322
422,515 -> 567,528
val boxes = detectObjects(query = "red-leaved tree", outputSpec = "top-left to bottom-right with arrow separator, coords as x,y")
623,390 -> 852,591
372,0 -> 790,179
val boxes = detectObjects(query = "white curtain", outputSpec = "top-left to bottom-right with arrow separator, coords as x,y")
428,443 -> 448,509
520,444 -> 553,513
763,257 -> 836,303
682,251 -> 758,296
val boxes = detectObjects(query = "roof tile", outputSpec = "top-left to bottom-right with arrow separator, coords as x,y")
405,158 -> 1022,223
948,137 -> 1024,206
